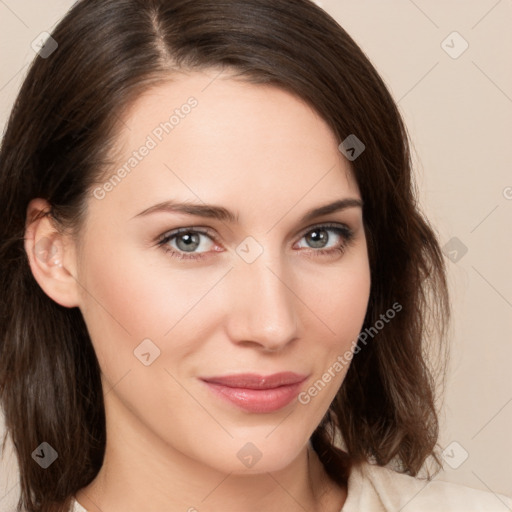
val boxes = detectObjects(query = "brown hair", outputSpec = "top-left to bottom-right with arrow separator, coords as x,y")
0,0 -> 450,510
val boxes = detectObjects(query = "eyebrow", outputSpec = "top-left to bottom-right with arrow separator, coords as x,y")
130,197 -> 363,225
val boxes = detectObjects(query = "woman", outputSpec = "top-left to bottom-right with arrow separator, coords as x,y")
0,0 -> 510,511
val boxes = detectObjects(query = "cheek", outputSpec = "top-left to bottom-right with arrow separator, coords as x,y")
293,257 -> 370,413
299,250 -> 371,342
76,237 -> 227,371
77,227 -> 370,382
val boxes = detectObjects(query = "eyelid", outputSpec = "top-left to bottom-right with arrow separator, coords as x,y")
157,222 -> 353,247
296,221 -> 352,239
157,225 -> 218,243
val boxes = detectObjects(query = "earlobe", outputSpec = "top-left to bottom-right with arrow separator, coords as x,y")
24,198 -> 81,308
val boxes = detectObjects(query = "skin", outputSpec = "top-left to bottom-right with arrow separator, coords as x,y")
25,69 -> 371,512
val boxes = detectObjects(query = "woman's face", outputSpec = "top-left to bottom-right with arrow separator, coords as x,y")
73,69 -> 371,474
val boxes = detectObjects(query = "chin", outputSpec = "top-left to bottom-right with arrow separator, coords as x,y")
199,434 -> 307,475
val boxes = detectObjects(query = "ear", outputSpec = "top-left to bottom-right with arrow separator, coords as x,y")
24,198 -> 81,308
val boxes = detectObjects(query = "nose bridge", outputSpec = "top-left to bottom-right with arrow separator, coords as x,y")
227,247 -> 298,350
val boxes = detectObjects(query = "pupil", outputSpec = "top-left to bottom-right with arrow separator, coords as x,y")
177,233 -> 200,252
308,229 -> 327,248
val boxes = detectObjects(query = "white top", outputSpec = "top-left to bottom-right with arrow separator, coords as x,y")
70,460 -> 512,511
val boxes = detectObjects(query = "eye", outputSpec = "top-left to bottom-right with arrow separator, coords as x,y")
156,223 -> 355,262
157,228 -> 219,261
295,223 -> 355,257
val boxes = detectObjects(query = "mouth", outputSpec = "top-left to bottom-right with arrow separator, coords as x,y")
200,372 -> 308,413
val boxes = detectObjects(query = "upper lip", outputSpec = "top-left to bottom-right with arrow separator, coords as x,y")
201,372 -> 308,389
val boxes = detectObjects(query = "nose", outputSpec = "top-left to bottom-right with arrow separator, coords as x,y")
225,252 -> 299,352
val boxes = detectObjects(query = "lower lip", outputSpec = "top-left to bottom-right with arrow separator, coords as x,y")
202,380 -> 305,413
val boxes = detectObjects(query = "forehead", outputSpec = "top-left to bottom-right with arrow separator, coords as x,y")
89,69 -> 360,224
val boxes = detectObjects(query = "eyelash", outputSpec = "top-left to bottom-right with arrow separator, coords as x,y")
156,223 -> 355,262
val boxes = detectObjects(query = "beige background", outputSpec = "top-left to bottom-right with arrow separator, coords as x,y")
1,0 -> 511,509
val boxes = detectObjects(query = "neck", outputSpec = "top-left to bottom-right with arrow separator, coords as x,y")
75,395 -> 346,512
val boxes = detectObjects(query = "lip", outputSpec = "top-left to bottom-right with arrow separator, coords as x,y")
200,372 -> 308,413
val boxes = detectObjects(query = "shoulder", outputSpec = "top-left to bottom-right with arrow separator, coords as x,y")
70,497 -> 88,512
342,460 -> 512,512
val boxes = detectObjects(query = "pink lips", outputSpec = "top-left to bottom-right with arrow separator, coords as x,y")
201,372 -> 308,413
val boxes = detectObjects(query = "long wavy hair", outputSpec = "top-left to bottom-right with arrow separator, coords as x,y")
0,0 -> 450,510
